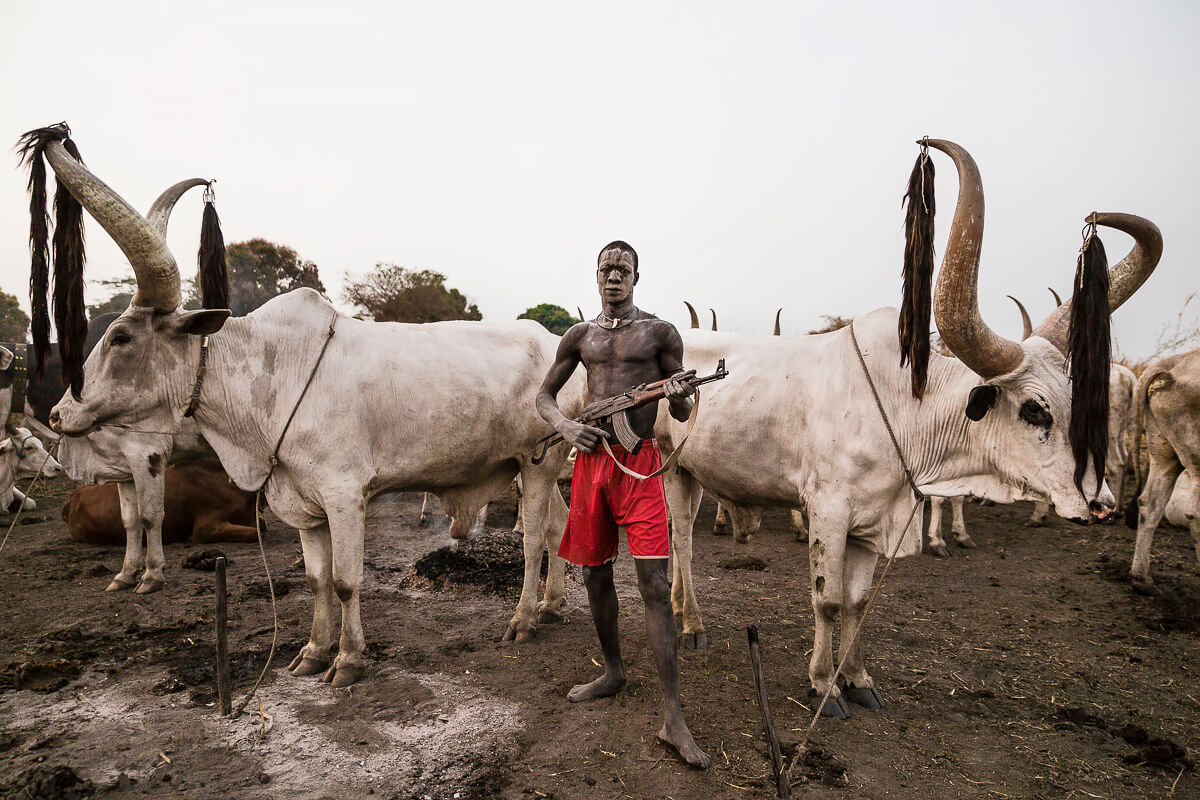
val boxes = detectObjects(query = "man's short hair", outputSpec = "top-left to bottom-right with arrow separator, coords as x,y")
598,240 -> 638,272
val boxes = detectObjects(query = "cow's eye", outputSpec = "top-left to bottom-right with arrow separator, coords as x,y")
1019,399 -> 1053,428
112,332 -> 132,346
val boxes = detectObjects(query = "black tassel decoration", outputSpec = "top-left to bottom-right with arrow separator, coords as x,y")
52,138 -> 87,398
1067,224 -> 1111,497
198,188 -> 230,310
899,145 -> 936,398
16,125 -> 67,379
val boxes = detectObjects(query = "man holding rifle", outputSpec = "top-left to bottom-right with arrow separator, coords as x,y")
536,240 -> 710,769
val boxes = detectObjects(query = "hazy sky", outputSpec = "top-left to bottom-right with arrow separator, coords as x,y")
2,1 -> 1196,358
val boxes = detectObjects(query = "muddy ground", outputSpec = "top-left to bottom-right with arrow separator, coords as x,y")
0,476 -> 1197,800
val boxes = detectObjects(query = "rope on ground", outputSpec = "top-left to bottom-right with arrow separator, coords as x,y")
232,492 -> 278,719
0,438 -> 61,557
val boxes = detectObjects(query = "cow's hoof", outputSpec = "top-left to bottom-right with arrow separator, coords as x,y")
329,663 -> 363,688
1131,575 -> 1156,595
808,689 -> 851,719
679,631 -> 708,651
105,577 -> 136,592
289,655 -> 330,677
841,683 -> 885,710
929,544 -> 950,558
956,537 -> 977,549
1024,518 -> 1045,528
503,621 -> 537,643
135,577 -> 164,594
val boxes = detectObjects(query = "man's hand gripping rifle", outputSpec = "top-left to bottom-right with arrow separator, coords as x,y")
532,359 -> 728,464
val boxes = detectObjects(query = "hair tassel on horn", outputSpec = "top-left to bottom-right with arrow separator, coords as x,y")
900,137 -> 936,398
1067,218 -> 1111,497
17,123 -> 87,397
198,181 -> 230,311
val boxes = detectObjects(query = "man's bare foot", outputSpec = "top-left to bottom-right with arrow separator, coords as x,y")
658,719 -> 710,769
567,672 -> 627,702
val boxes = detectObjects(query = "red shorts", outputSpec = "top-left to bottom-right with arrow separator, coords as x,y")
557,440 -> 671,566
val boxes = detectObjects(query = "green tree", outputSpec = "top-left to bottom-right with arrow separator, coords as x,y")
210,239 -> 325,316
342,264 -> 482,323
518,303 -> 575,335
0,289 -> 30,343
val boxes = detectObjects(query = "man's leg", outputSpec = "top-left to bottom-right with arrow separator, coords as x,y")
635,558 -> 710,769
569,562 -> 627,701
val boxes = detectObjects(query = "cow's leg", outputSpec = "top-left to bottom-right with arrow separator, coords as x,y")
1182,469 -> 1200,570
471,503 -> 489,535
192,522 -> 259,544
951,496 -> 975,548
289,523 -> 336,676
134,468 -> 167,594
108,481 -> 142,591
513,475 -> 525,535
324,500 -> 368,687
505,458 -> 567,641
663,467 -> 706,650
418,492 -> 433,527
1026,501 -> 1052,527
927,497 -> 949,557
1130,457 -> 1183,592
713,501 -> 729,536
838,541 -> 884,709
790,507 -> 809,541
807,505 -> 851,718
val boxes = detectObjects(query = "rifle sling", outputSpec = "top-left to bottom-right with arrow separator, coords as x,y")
600,389 -> 700,481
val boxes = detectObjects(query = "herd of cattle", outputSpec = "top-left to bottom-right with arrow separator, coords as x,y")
1,131 -> 1197,713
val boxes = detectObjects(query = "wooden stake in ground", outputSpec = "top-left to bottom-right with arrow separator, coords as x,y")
747,625 -> 790,798
215,556 -> 232,716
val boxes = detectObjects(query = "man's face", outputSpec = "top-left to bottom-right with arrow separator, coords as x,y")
596,249 -> 637,304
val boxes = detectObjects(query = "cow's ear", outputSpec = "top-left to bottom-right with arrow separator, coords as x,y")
965,385 -> 1001,421
0,439 -> 13,454
174,309 -> 231,337
0,346 -> 12,371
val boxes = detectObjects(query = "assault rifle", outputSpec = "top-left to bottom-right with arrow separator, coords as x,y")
532,359 -> 728,464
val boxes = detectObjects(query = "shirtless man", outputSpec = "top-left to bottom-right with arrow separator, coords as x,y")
536,240 -> 709,769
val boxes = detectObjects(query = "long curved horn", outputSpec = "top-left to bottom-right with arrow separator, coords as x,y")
576,306 -> 585,322
928,139 -> 1023,379
773,308 -> 782,336
709,308 -> 717,331
1047,286 -> 1063,306
1031,213 -> 1164,350
684,301 -> 699,329
1007,295 -> 1033,340
146,178 -> 210,239
43,141 -> 180,311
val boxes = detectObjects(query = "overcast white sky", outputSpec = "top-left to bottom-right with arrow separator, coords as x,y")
1,1 -> 1196,357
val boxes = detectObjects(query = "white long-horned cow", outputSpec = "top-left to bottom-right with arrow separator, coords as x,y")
0,427 -> 64,512
1126,348 -> 1200,591
656,139 -> 1158,717
37,132 -> 584,688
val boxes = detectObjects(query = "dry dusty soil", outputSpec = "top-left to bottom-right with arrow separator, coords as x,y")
0,476 -> 1197,800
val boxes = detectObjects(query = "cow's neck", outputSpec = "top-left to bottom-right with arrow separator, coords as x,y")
188,298 -> 335,492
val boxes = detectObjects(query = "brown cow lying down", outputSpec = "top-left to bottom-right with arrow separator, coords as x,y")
62,460 -> 258,546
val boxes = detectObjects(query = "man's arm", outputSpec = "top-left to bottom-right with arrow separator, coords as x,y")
657,323 -> 695,423
536,324 -> 608,453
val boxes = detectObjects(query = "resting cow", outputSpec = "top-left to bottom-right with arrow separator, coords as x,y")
1127,348 -> 1200,591
61,459 -> 257,545
657,139 -> 1157,717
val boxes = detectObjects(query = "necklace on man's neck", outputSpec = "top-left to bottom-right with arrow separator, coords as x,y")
599,307 -> 638,329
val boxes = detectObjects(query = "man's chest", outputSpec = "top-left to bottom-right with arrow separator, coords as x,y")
579,327 -> 661,370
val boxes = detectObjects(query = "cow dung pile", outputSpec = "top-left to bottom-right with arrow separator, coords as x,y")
406,530 -> 545,596
0,764 -> 95,800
